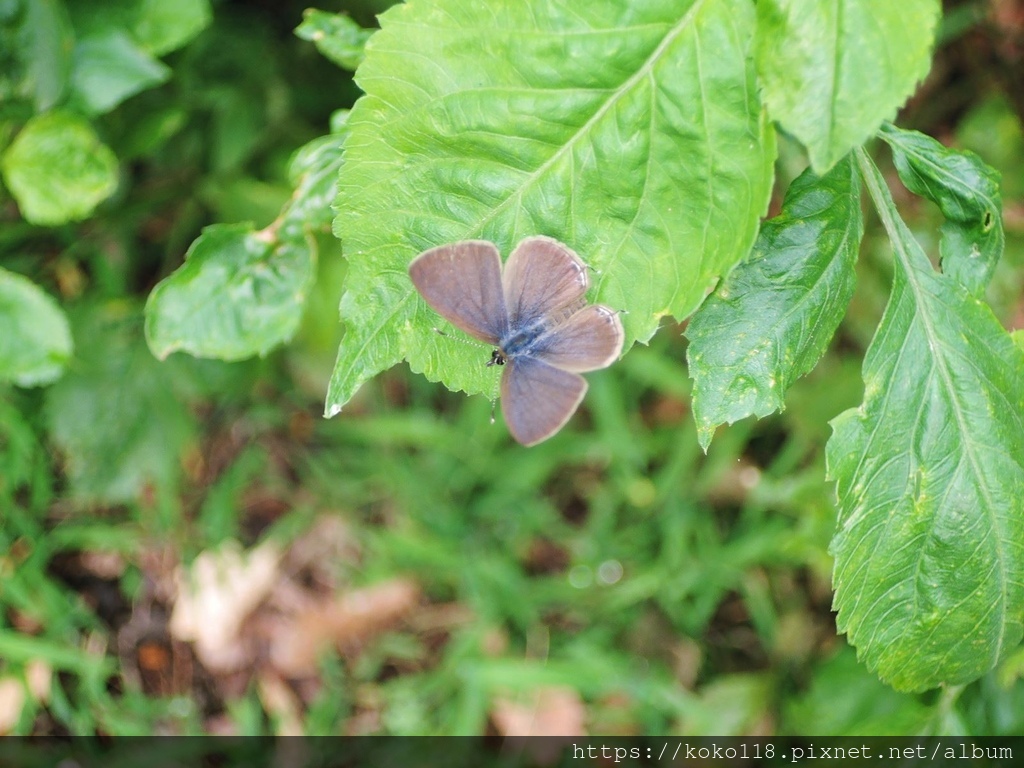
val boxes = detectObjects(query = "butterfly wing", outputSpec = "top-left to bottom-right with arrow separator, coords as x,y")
500,355 -> 587,446
502,236 -> 589,330
532,304 -> 624,373
408,240 -> 507,344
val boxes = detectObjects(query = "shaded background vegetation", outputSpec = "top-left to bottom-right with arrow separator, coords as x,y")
1,0 -> 1023,736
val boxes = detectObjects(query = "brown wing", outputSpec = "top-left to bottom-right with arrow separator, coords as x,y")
532,304 -> 624,373
501,236 -> 589,330
500,355 -> 587,446
408,240 -> 507,344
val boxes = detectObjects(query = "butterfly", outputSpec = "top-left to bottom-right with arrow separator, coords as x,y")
408,236 -> 624,445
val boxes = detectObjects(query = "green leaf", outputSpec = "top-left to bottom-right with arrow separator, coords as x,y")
208,86 -> 265,172
827,150 -> 1024,692
65,0 -> 210,58
879,122 -> 1004,297
295,8 -> 372,71
279,129 -> 347,238
145,126 -> 345,362
68,29 -> 170,115
0,110 -> 118,225
46,304 -> 195,504
0,0 -> 74,110
329,108 -> 350,135
756,0 -> 941,172
130,0 -> 210,57
687,155 -> 862,450
328,0 -> 776,415
0,267 -> 72,386
145,224 -> 317,361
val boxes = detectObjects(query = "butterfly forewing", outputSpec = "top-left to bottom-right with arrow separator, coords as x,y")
502,236 -> 589,330
408,240 -> 507,344
500,356 -> 587,446
532,304 -> 624,373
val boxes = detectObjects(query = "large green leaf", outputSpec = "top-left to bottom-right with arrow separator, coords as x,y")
0,268 -> 73,387
756,0 -> 941,172
327,0 -> 776,415
0,110 -> 118,225
687,155 -> 862,450
879,122 -> 1004,297
827,150 -> 1024,691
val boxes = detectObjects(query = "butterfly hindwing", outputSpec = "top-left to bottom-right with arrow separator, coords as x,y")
531,304 -> 624,373
500,355 -> 587,446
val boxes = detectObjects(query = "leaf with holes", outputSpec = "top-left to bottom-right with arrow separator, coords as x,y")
879,122 -> 1004,297
687,155 -> 862,449
827,151 -> 1024,691
327,0 -> 776,414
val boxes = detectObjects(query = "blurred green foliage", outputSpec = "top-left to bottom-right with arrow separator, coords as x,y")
0,0 -> 1023,738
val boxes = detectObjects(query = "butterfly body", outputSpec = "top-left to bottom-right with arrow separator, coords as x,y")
408,236 -> 624,446
498,297 -> 580,359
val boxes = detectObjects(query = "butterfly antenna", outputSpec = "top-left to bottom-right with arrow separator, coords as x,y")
433,327 -> 489,350
489,369 -> 501,425
433,327 -> 502,424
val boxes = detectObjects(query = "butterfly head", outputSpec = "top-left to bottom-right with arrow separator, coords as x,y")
487,349 -> 507,367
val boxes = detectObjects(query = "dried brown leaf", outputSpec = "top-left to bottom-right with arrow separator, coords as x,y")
257,672 -> 304,736
271,578 -> 420,676
0,660 -> 50,734
491,685 -> 587,737
170,540 -> 281,672
0,678 -> 25,735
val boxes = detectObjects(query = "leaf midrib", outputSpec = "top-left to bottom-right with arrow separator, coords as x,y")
760,169 -> 859,378
462,0 -> 708,238
824,0 -> 844,160
855,148 -> 1011,664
